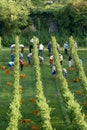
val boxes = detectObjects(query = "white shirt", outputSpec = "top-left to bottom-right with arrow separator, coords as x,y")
64,43 -> 68,49
59,54 -> 63,61
11,44 -> 15,48
27,53 -> 32,58
50,55 -> 54,60
30,38 -> 34,43
39,56 -> 44,62
20,44 -> 24,48
74,42 -> 77,49
8,61 -> 14,66
39,44 -> 44,50
62,68 -> 67,74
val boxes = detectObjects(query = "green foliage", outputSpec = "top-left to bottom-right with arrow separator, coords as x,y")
6,36 -> 22,130
69,36 -> 87,93
51,37 -> 71,126
27,0 -> 87,47
52,36 -> 87,130
2,35 -> 15,47
0,36 -> 2,50
0,0 -> 87,47
0,47 -> 87,129
33,36 -> 53,130
0,0 -> 31,34
31,0 -> 44,6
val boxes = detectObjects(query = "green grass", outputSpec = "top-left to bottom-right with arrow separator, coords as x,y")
0,48 -> 87,130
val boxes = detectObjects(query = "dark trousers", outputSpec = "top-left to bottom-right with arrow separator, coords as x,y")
60,61 -> 63,65
39,50 -> 43,56
64,49 -> 68,54
29,45 -> 33,53
20,64 -> 23,71
28,57 -> 31,64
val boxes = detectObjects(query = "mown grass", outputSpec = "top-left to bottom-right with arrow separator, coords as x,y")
0,48 -> 87,130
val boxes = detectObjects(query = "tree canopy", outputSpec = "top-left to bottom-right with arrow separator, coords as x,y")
0,0 -> 31,34
0,0 -> 87,46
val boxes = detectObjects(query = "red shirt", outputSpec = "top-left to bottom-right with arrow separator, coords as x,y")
19,59 -> 23,65
49,59 -> 53,64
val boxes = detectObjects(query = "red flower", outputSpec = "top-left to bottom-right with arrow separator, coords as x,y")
32,110 -> 39,115
30,98 -> 36,103
83,102 -> 87,106
20,119 -> 26,123
74,78 -> 79,82
30,126 -> 39,130
20,119 -> 32,123
66,79 -> 69,83
6,82 -> 12,86
20,74 -> 26,79
68,67 -> 74,71
76,90 -> 83,95
5,69 -> 10,74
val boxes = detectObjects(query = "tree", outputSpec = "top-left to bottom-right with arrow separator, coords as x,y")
0,0 -> 31,34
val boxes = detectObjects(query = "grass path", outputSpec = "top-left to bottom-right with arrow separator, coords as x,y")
0,48 -> 87,130
40,52 -> 70,129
